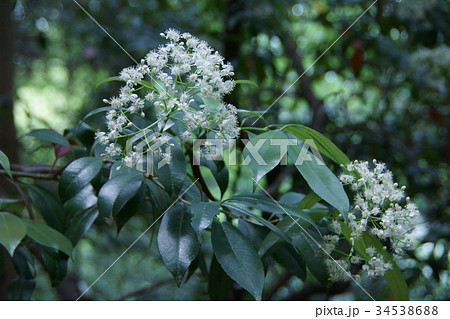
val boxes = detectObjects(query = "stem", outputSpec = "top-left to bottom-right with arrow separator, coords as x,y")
240,126 -> 269,131
7,179 -> 34,220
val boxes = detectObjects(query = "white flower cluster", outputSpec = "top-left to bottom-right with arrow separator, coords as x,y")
396,0 -> 438,21
95,29 -> 240,168
323,159 -> 419,282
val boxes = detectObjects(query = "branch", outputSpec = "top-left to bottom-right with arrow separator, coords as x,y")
0,164 -> 64,180
277,30 -> 327,131
117,277 -> 175,300
7,178 -> 34,220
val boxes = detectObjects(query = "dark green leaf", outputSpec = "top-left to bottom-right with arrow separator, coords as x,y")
12,248 -> 35,280
42,251 -> 68,287
208,255 -> 234,300
0,212 -> 26,256
288,144 -> 349,221
283,124 -> 350,166
98,171 -> 143,219
25,184 -> 64,232
115,187 -> 145,233
146,179 -> 173,214
65,206 -> 98,245
59,157 -> 103,202
154,138 -> 186,199
157,203 -> 200,286
22,219 -> 73,257
235,79 -> 258,87
200,159 -> 229,198
292,229 -> 329,284
211,218 -> 265,300
0,150 -> 12,179
243,130 -> 287,183
80,106 -> 112,124
190,201 -> 220,234
272,244 -> 306,281
96,76 -> 121,88
7,278 -> 36,301
23,129 -> 71,148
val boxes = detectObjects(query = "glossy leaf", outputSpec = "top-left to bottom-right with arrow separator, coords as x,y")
59,157 -> 103,202
200,158 -> 229,198
23,129 -> 71,148
0,150 -> 12,179
283,124 -> 350,166
292,229 -> 329,285
25,184 -> 65,232
211,218 -> 265,300
288,144 -> 349,221
98,171 -> 143,219
157,203 -> 199,286
272,244 -> 306,281
0,212 -> 26,256
22,219 -> 73,257
65,206 -> 98,245
190,201 -> 220,234
154,138 -> 187,199
243,130 -> 287,183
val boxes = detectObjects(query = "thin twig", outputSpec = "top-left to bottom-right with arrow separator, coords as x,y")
117,277 -> 175,300
7,179 -> 34,220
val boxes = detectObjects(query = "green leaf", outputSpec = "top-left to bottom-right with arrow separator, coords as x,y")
208,255 -> 234,300
25,184 -> 65,232
98,171 -> 143,219
157,203 -> 199,286
288,144 -> 349,221
155,138 -> 187,199
235,79 -> 258,88
243,130 -> 287,183
7,278 -> 36,301
96,76 -> 121,88
292,229 -> 329,284
23,129 -> 71,148
340,224 -> 409,300
12,247 -> 35,279
42,250 -> 68,287
211,218 -> 265,300
259,215 -> 317,258
190,201 -> 220,234
225,193 -> 317,228
65,205 -> 98,245
146,180 -> 173,214
283,124 -> 350,166
80,106 -> 112,124
0,150 -> 12,179
22,219 -> 73,257
0,212 -> 26,256
115,187 -> 145,233
59,157 -> 104,202
272,244 -> 306,281
222,202 -> 291,244
298,192 -> 322,210
200,159 -> 229,198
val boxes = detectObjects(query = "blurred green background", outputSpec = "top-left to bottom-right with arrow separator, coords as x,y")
1,0 -> 448,300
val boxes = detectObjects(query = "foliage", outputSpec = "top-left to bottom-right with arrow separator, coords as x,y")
1,0 -> 448,301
